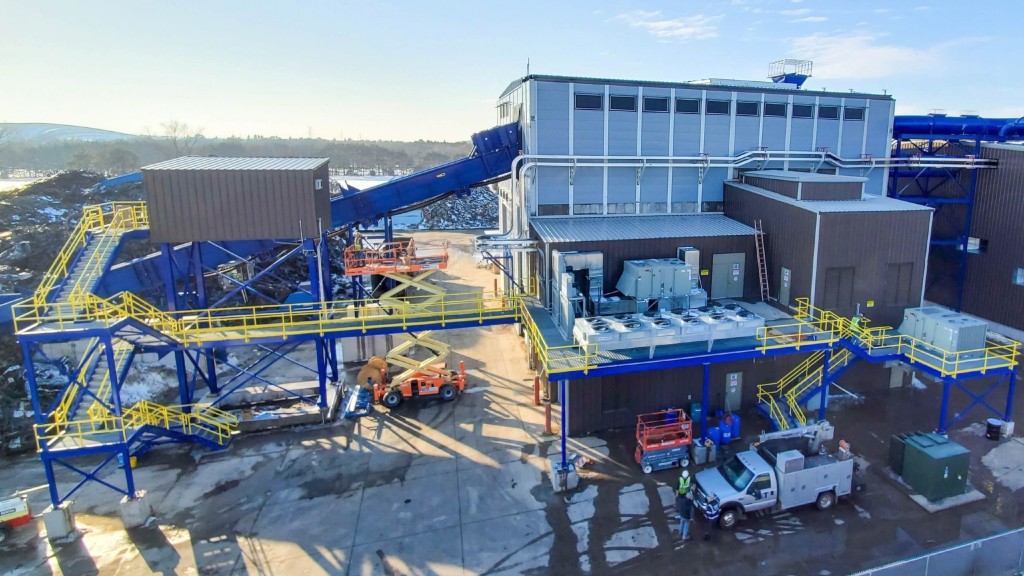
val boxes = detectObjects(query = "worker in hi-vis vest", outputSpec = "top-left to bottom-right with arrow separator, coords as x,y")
678,469 -> 691,496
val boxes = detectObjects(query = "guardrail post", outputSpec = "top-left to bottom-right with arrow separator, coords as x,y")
544,402 -> 552,435
533,376 -> 541,406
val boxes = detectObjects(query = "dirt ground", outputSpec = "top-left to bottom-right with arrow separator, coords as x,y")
1,230 -> 1023,575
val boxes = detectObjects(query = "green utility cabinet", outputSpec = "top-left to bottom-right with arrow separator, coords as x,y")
901,432 -> 969,501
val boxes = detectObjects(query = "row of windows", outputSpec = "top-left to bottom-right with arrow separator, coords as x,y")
537,201 -> 722,217
573,93 -> 866,120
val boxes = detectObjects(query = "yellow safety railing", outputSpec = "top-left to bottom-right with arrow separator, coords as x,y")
17,287 -> 522,346
28,202 -> 148,310
86,341 -> 134,421
760,394 -> 791,430
517,299 -> 599,376
34,413 -> 127,450
35,400 -> 236,451
51,338 -> 102,424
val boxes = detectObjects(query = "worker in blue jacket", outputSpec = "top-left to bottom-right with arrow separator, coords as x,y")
702,493 -> 720,541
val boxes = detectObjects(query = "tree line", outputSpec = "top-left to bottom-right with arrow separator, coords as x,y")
0,124 -> 472,176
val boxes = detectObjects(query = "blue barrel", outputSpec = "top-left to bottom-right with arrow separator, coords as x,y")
719,418 -> 733,444
731,413 -> 741,440
664,409 -> 679,426
707,426 -> 722,447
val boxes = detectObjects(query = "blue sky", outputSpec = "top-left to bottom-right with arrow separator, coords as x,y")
3,0 -> 1021,141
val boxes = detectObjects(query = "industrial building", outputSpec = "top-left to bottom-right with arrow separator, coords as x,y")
9,62 -> 1021,545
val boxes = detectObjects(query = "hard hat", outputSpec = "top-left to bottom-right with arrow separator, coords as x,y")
681,470 -> 690,479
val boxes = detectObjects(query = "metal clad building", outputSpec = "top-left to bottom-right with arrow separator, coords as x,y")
143,157 -> 331,243
931,144 -> 1024,330
725,173 -> 933,326
531,214 -> 758,300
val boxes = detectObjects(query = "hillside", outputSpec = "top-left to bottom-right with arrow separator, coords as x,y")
0,123 -> 137,144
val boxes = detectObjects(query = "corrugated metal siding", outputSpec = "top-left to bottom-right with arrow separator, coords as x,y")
744,176 -> 798,198
724,184 -> 817,303
540,235 -> 757,297
144,159 -> 329,243
958,145 -> 1024,329
815,210 -> 931,326
565,358 -> 895,435
565,357 -> 805,435
801,182 -> 861,200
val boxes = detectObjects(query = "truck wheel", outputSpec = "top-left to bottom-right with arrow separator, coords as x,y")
816,490 -> 836,511
642,464 -> 653,474
382,390 -> 403,409
0,524 -> 9,544
439,384 -> 457,402
719,508 -> 740,530
678,458 -> 689,469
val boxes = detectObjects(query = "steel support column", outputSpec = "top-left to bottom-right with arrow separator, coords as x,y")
21,342 -> 43,423
42,458 -> 60,506
818,348 -> 832,422
701,362 -> 710,441
315,338 -> 328,408
938,377 -> 952,434
193,242 -> 218,394
559,379 -> 568,468
1005,370 -> 1018,423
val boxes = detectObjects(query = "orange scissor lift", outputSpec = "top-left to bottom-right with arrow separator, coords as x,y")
343,237 -> 455,384
634,408 -> 694,474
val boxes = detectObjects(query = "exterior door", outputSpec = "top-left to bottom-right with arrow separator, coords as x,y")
711,253 -> 745,299
779,266 -> 792,307
725,372 -> 743,412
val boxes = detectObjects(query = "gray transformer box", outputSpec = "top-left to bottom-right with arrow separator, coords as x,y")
143,157 -> 331,243
897,306 -> 988,353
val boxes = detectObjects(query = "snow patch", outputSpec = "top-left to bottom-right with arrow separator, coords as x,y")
910,375 -> 927,390
120,369 -> 177,405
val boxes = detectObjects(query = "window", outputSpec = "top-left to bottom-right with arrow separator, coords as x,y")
706,100 -> 730,115
792,104 -> 814,118
764,103 -> 787,117
750,475 -> 773,494
736,101 -> 760,116
1015,268 -> 1024,286
962,237 -> 988,253
572,203 -> 603,215
844,107 -> 865,121
818,106 -> 839,119
610,95 -> 637,111
885,262 -> 914,306
537,204 -> 570,216
676,98 -> 700,114
643,96 -> 669,112
575,93 -> 602,110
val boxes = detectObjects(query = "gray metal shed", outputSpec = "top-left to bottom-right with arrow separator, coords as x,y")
142,157 -> 331,243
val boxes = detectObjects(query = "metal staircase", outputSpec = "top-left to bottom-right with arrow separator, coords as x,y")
754,219 -> 770,302
757,347 -> 857,430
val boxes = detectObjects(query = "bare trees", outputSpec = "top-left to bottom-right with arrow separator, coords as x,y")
147,121 -> 204,158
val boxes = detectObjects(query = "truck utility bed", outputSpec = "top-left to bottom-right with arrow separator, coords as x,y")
773,448 -> 854,510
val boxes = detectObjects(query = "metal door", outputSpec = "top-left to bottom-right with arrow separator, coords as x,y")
779,266 -> 792,307
711,253 -> 745,299
725,372 -> 742,412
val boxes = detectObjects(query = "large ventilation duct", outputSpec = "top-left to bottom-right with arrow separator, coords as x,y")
893,115 -> 1024,140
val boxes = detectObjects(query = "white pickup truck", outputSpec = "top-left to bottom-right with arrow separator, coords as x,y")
694,436 -> 856,529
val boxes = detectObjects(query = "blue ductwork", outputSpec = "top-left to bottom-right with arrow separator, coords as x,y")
893,115 -> 1024,140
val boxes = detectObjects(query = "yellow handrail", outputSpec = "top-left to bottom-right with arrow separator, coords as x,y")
30,202 -> 148,310
52,338 -> 102,423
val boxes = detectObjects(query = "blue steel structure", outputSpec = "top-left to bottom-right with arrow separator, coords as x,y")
16,123 -> 522,507
889,115 -> 1024,310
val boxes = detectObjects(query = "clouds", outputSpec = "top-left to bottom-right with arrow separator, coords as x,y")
614,10 -> 723,41
789,32 -> 937,79
791,16 -> 828,23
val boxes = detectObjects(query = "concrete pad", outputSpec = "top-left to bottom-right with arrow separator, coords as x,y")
458,457 -> 547,525
461,508 -> 553,575
118,489 -> 152,529
235,493 -> 361,575
42,501 -> 76,540
354,471 -> 461,545
909,487 -> 986,512
347,525 -> 464,576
